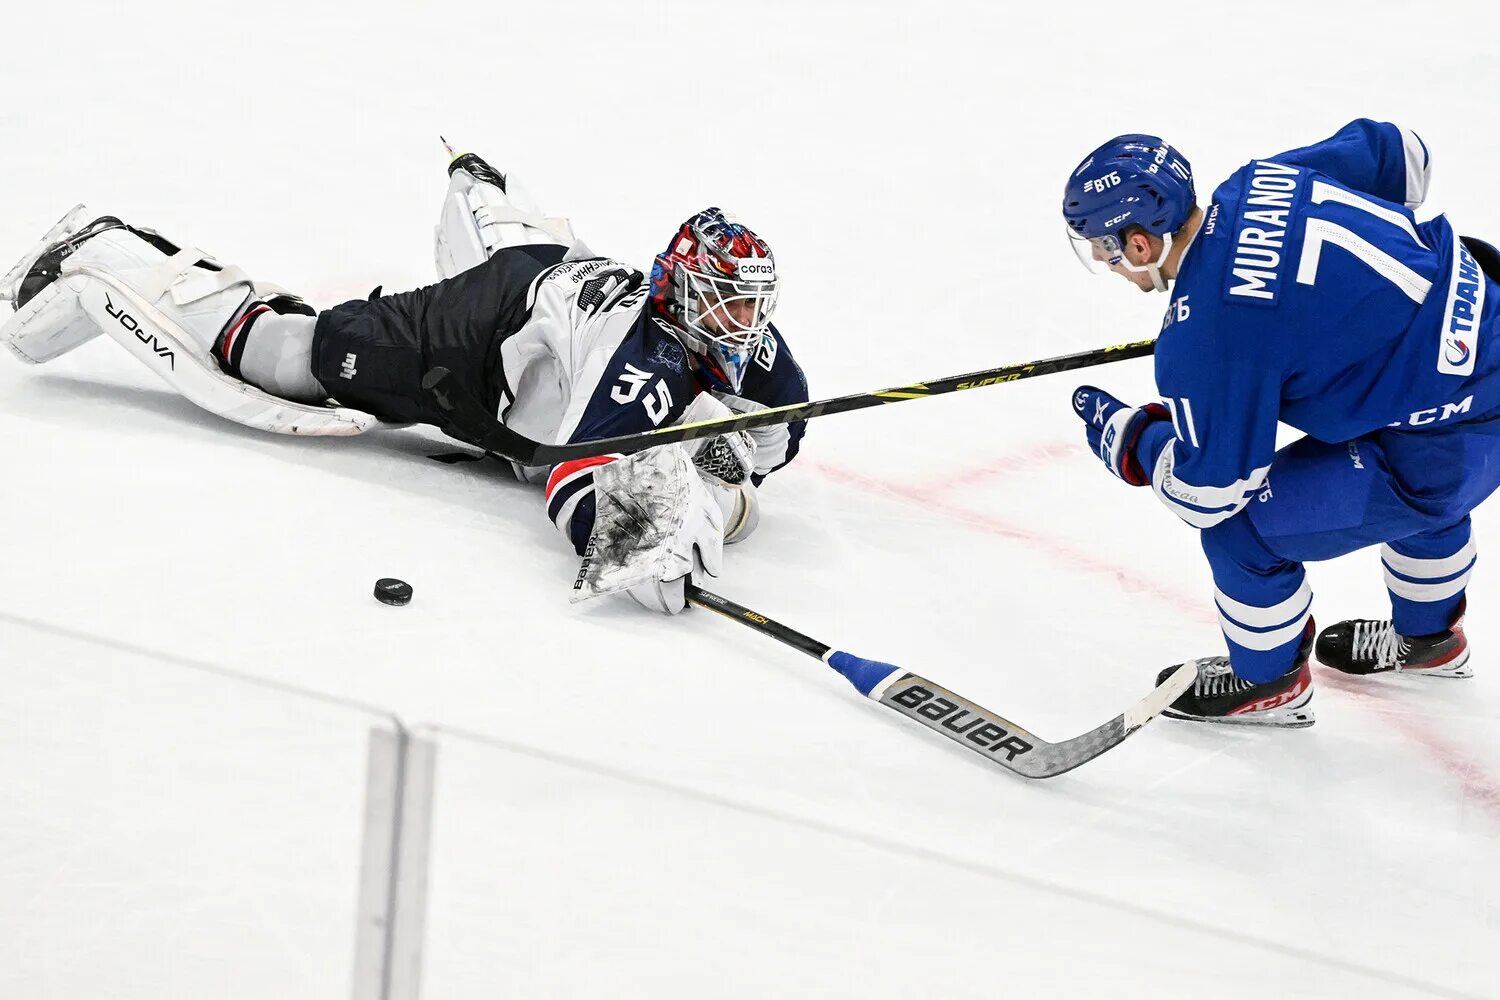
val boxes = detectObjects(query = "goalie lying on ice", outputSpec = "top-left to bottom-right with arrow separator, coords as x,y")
0,150 -> 810,613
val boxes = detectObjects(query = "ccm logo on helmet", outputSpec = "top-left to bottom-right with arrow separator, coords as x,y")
737,260 -> 775,281
1105,212 -> 1131,228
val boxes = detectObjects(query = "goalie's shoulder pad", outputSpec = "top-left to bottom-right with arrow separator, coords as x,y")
514,257 -> 657,373
526,257 -> 648,319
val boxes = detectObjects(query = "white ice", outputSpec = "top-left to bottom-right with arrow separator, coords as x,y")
2,2 -> 1498,997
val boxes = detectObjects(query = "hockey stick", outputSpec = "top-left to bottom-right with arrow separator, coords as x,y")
685,585 -> 1194,779
422,337 -> 1155,466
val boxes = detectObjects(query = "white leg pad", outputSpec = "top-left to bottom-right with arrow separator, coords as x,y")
73,266 -> 376,436
434,168 -> 581,278
2,276 -> 105,364
1,222 -> 375,436
0,204 -> 103,362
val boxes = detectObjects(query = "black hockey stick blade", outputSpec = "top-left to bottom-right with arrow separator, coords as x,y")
422,337 -> 1155,467
687,585 -> 1193,779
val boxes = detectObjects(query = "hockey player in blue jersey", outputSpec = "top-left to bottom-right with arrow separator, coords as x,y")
1061,120 -> 1495,727
0,151 -> 810,614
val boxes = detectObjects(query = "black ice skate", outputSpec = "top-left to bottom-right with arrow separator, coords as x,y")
2,209 -> 125,309
445,146 -> 507,190
1314,600 -> 1470,678
1155,623 -> 1316,728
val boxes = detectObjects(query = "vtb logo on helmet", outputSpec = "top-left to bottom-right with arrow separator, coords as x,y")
1062,135 -> 1195,290
650,207 -> 779,393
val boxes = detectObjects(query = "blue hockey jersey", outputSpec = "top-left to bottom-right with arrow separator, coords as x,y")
1135,119 -> 1500,528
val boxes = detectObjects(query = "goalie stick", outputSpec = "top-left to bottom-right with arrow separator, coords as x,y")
422,337 -> 1155,465
686,585 -> 1194,779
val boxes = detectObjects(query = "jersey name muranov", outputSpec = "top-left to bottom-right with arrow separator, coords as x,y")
1139,120 -> 1500,531
1223,160 -> 1303,306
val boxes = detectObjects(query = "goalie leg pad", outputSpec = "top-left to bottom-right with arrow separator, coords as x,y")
435,159 -> 581,279
0,205 -> 112,362
75,269 -> 375,436
2,273 -> 104,365
3,223 -> 375,436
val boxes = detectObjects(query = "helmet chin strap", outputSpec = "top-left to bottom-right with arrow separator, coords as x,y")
1119,231 -> 1174,292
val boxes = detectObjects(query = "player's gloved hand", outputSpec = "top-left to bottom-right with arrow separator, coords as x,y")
626,550 -> 719,614
713,391 -> 790,478
1071,385 -> 1170,486
624,470 -> 725,614
570,444 -> 726,616
672,394 -> 762,543
679,392 -> 756,484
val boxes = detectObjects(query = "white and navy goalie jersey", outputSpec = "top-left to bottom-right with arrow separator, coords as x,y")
315,246 -> 809,553
1134,118 -> 1500,528
509,256 -> 809,553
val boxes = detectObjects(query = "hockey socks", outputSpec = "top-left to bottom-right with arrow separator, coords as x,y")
215,297 -> 326,404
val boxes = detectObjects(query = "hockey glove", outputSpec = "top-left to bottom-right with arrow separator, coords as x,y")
678,392 -> 756,485
1071,385 -> 1170,486
676,391 -> 761,543
713,392 -> 791,477
572,445 -> 724,615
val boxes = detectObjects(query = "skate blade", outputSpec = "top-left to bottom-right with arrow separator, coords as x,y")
0,204 -> 93,302
1164,704 -> 1317,729
1401,652 -> 1473,679
1343,648 -> 1474,679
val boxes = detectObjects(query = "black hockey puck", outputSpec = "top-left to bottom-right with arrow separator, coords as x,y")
373,578 -> 413,606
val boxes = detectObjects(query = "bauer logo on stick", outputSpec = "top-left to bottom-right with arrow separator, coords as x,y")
886,682 -> 1036,761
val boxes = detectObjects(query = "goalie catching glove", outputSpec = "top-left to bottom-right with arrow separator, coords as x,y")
572,393 -> 762,614
572,444 -> 725,614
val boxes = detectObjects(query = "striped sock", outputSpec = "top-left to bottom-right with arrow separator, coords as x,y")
215,303 -> 271,378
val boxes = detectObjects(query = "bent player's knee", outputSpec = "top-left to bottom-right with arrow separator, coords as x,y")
1201,510 -> 1285,571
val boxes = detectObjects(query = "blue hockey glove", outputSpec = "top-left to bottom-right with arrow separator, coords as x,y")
1071,385 -> 1170,486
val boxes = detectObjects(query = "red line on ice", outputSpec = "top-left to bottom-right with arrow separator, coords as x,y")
900,440 -> 1080,498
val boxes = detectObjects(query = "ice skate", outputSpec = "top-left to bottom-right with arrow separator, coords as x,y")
1315,601 -> 1470,678
1155,624 -> 1316,728
444,141 -> 507,190
0,204 -> 100,305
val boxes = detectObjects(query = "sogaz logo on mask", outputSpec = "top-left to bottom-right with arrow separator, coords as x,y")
736,259 -> 775,282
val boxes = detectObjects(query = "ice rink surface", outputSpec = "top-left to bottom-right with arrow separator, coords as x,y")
2,1 -> 1498,997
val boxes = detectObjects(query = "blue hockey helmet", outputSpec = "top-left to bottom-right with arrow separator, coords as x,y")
1062,134 -> 1195,283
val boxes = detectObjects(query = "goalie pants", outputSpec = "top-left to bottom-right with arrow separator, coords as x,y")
1202,412 -> 1500,682
309,243 -> 565,429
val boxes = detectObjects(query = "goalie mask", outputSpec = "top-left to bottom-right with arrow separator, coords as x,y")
650,207 -> 778,393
